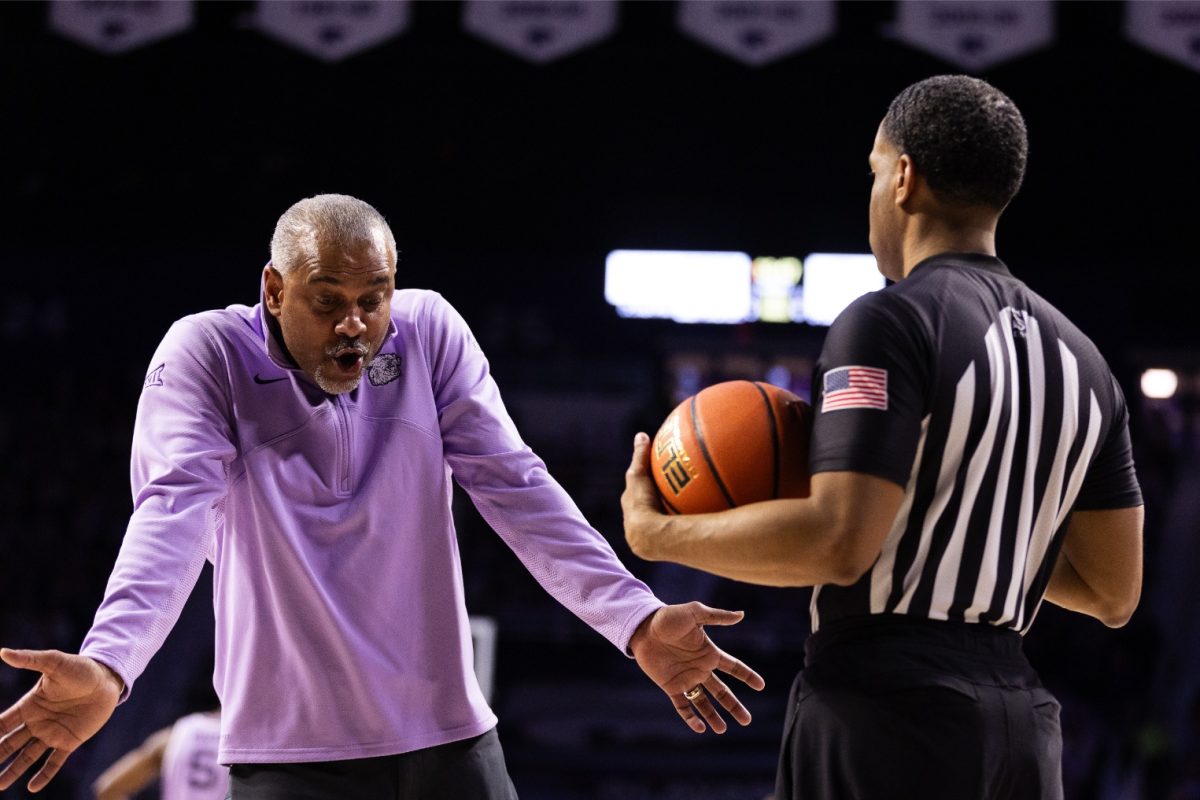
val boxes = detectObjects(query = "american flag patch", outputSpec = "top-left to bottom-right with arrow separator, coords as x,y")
822,366 -> 888,412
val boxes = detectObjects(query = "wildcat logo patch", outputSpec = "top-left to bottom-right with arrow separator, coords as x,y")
368,353 -> 402,386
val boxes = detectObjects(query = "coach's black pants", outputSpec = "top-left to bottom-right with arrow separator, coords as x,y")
776,616 -> 1063,800
227,728 -> 519,799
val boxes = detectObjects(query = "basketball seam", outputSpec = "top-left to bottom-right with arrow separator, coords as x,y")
753,381 -> 781,500
690,393 -> 736,509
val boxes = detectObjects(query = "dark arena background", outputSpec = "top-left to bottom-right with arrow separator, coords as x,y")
3,2 -> 1199,798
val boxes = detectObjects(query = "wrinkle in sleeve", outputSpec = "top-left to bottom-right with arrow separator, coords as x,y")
421,294 -> 663,652
80,319 -> 236,698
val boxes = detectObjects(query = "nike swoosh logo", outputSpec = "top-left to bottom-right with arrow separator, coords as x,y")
253,375 -> 289,385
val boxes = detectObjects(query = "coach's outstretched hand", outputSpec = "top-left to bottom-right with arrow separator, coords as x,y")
0,649 -> 123,793
629,602 -> 765,734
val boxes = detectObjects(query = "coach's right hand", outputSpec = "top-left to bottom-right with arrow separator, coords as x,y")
0,648 -> 123,793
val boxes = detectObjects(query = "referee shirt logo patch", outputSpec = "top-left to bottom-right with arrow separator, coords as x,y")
822,366 -> 888,412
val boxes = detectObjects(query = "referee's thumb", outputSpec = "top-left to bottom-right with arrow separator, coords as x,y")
627,432 -> 651,474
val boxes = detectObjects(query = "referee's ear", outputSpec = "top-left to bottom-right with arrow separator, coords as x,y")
894,153 -> 918,210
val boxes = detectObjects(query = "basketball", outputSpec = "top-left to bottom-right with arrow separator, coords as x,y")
650,380 -> 812,515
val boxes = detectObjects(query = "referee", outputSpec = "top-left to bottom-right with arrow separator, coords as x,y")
622,75 -> 1143,799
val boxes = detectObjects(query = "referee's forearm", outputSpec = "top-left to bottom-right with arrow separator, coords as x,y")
627,471 -> 903,588
633,498 -> 857,588
1044,550 -> 1127,627
1045,507 -> 1143,627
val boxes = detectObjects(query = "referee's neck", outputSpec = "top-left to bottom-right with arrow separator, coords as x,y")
901,215 -> 998,278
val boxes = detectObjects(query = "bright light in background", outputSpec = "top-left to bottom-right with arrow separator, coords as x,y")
604,250 -> 753,323
1141,368 -> 1179,399
801,253 -> 886,325
752,256 -> 803,323
604,250 -> 884,325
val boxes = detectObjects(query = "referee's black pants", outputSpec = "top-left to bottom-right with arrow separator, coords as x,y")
775,616 -> 1063,800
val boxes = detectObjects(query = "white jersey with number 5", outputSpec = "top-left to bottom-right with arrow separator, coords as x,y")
161,712 -> 229,800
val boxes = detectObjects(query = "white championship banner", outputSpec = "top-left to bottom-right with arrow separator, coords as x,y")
49,0 -> 193,55
463,0 -> 618,64
256,0 -> 411,63
676,0 -> 835,67
1126,1 -> 1200,74
891,0 -> 1054,71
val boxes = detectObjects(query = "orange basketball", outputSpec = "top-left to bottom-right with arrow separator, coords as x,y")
650,380 -> 811,515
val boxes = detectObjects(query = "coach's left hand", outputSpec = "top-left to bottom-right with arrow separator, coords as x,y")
629,602 -> 765,734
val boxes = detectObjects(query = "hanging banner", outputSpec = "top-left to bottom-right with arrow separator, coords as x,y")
49,0 -> 193,55
891,1 -> 1054,71
256,1 -> 410,62
1126,1 -> 1200,73
676,0 -> 835,67
463,0 -> 618,64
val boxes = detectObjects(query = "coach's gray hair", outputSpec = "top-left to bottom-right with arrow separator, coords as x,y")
270,194 -> 397,276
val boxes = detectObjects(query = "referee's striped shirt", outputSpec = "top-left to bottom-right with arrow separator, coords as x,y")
808,253 -> 1142,634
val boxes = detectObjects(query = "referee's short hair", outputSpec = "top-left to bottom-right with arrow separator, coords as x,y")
882,75 -> 1028,211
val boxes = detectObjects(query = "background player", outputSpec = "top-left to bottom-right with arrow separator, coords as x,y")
92,709 -> 226,800
622,75 -> 1144,799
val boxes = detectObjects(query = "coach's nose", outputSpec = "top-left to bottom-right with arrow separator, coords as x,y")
335,310 -> 366,338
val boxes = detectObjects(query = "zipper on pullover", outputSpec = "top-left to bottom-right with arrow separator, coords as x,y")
333,395 -> 353,496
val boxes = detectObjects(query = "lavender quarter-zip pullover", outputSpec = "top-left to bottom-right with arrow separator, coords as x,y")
81,288 -> 664,764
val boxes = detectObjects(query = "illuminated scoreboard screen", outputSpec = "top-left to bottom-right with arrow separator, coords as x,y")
604,250 -> 885,326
